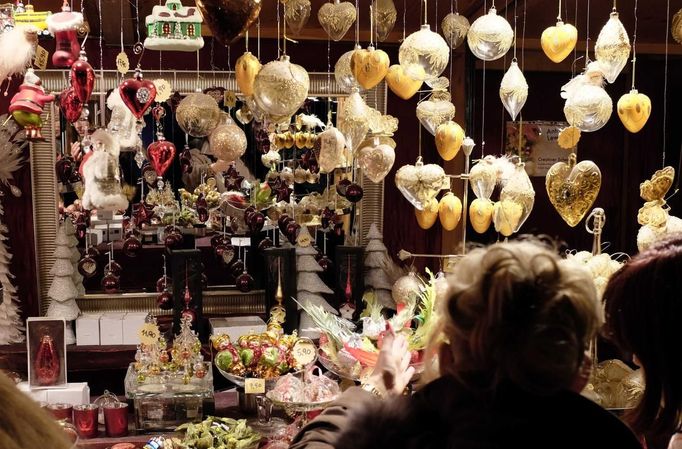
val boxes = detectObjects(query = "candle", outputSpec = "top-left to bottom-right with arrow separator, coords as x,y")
47,403 -> 73,422
103,402 -> 129,437
73,404 -> 99,438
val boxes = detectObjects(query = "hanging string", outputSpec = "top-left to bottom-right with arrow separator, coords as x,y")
277,0 -> 281,57
423,0 -> 427,26
418,115 -> 423,158
513,1 -> 518,60
134,0 -> 141,45
663,0 -> 670,167
245,30 -> 249,53
521,0 -> 527,70
257,17 -> 261,60
630,0 -> 638,89
585,0 -> 591,65
98,0 -> 103,71
435,0 -> 438,31
557,0 -> 562,21
572,0 -> 578,77
196,51 -> 200,89
612,0 -> 616,11
403,0 -> 407,41
283,2 -> 288,55
355,0 -> 360,45
369,5 -> 374,47
481,0 -> 487,157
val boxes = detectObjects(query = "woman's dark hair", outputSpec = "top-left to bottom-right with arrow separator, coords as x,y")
603,235 -> 682,440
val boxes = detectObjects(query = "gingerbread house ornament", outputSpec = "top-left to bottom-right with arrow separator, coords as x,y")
144,0 -> 204,52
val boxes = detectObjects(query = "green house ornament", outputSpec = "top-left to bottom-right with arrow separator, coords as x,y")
144,0 -> 204,52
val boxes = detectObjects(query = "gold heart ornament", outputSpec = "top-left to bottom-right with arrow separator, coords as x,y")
469,198 -> 494,233
435,120 -> 465,161
235,51 -> 261,97
351,46 -> 390,90
541,20 -> 578,63
386,64 -> 424,100
439,192 -> 462,230
545,153 -> 602,227
617,89 -> 651,133
415,198 -> 439,229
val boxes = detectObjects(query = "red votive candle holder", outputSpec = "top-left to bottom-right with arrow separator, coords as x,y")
47,403 -> 73,422
73,404 -> 99,438
103,402 -> 128,437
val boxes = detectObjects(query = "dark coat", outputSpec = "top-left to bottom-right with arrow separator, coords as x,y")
290,375 -> 643,449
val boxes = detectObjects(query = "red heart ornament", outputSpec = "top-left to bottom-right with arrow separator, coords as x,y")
59,87 -> 83,123
119,70 -> 157,119
147,137 -> 176,177
70,54 -> 95,104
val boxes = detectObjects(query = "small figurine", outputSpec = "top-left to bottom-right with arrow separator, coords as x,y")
8,68 -> 54,139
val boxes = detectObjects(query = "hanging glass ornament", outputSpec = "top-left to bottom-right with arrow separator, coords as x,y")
235,51 -> 262,97
594,9 -> 631,84
399,24 -> 450,81
358,138 -> 395,183
499,60 -> 528,121
176,92 -> 221,137
416,91 -> 456,136
441,12 -> 470,49
395,157 -> 447,210
209,112 -> 247,163
317,125 -> 346,173
235,104 -> 254,125
469,198 -> 494,233
617,89 -> 651,133
467,6 -> 514,61
435,120 -> 465,161
673,8 -> 682,44
338,89 -> 370,152
375,0 -> 397,42
334,46 -> 361,93
318,0 -> 357,41
541,20 -> 578,63
386,64 -> 424,100
493,162 -> 535,236
415,198 -> 439,229
561,62 -> 613,133
351,45 -> 390,90
438,191 -> 463,231
253,55 -> 310,123
284,0 -> 311,36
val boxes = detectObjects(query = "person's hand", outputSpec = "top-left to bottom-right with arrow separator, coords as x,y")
364,323 -> 415,397
571,352 -> 593,393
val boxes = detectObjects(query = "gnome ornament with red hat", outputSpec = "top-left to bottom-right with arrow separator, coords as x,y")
9,69 -> 54,139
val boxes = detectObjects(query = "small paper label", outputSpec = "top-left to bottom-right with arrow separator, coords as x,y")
138,322 -> 160,345
153,78 -> 172,102
292,338 -> 316,366
244,378 -> 265,394
34,45 -> 48,70
116,52 -> 130,74
230,237 -> 251,247
224,91 -> 237,108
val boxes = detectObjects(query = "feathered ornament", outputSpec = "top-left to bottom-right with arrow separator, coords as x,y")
561,62 -> 613,133
106,89 -> 143,151
0,25 -> 38,82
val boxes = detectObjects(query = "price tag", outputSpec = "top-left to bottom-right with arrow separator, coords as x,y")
34,45 -> 48,70
153,78 -> 172,103
244,378 -> 265,394
224,90 -> 237,108
138,322 -> 160,345
116,52 -> 130,75
230,237 -> 251,247
292,338 -> 316,366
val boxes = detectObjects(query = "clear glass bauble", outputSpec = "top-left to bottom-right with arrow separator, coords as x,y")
416,91 -> 456,136
176,92 -> 221,137
441,12 -> 470,49
284,0 -> 311,36
563,84 -> 613,132
673,8 -> 682,44
499,60 -> 528,121
253,55 -> 310,122
375,0 -> 397,42
493,163 -> 535,236
399,24 -> 450,81
595,11 -> 631,84
317,0 -> 357,41
209,113 -> 247,163
467,6 -> 514,61
334,45 -> 361,93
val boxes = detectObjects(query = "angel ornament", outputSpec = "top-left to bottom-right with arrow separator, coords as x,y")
636,166 -> 682,251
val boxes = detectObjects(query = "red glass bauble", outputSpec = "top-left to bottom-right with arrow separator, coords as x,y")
230,259 -> 245,278
321,207 -> 335,229
59,87 -> 83,123
345,183 -> 364,203
278,214 -> 292,232
258,237 -> 273,251
164,232 -> 182,250
118,71 -> 157,119
105,261 -> 122,277
156,275 -> 172,293
286,222 -> 301,243
181,308 -> 196,324
122,236 -> 142,258
318,255 -> 333,272
157,291 -> 173,310
70,55 -> 95,104
147,138 -> 176,178
75,223 -> 87,242
244,206 -> 256,222
180,147 -> 193,174
248,212 -> 265,234
196,195 -> 209,223
235,272 -> 254,293
101,273 -> 120,293
34,335 -> 60,386
336,178 -> 352,197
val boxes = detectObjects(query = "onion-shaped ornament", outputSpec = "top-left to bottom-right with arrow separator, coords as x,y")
467,6 -> 514,61
253,55 -> 310,123
441,12 -> 470,49
375,0 -> 397,42
399,24 -> 450,81
595,10 -> 631,84
499,60 -> 528,121
284,0 -> 311,36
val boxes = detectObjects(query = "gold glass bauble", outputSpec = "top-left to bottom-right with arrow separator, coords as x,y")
235,51 -> 262,97
541,20 -> 578,63
284,0 -> 311,36
499,60 -> 528,121
441,12 -> 470,49
395,157 -> 447,210
415,198 -> 439,230
253,55 -> 310,122
358,140 -> 395,183
467,6 -> 514,61
176,92 -> 221,137
545,153 -> 601,227
673,8 -> 682,44
617,88 -> 651,133
209,113 -> 247,163
351,45 -> 390,90
435,120 -> 464,161
469,198 -> 494,233
595,10 -> 631,84
334,45 -> 361,93
318,0 -> 357,41
399,24 -> 450,81
416,91 -> 456,136
438,191 -> 463,231
386,64 -> 424,100
195,0 -> 261,46
375,0 -> 397,42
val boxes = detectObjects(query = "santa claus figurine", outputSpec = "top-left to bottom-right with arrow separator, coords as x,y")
9,68 -> 55,140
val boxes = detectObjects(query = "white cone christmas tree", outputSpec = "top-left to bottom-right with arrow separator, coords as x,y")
296,226 -> 336,339
364,223 -> 402,309
0,206 -> 24,344
46,220 -> 82,344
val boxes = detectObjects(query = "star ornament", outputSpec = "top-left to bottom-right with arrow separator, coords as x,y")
133,202 -> 154,227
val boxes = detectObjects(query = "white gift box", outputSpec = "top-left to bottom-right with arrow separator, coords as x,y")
209,316 -> 267,342
46,382 -> 90,406
123,312 -> 148,345
99,313 -> 125,345
76,314 -> 101,346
